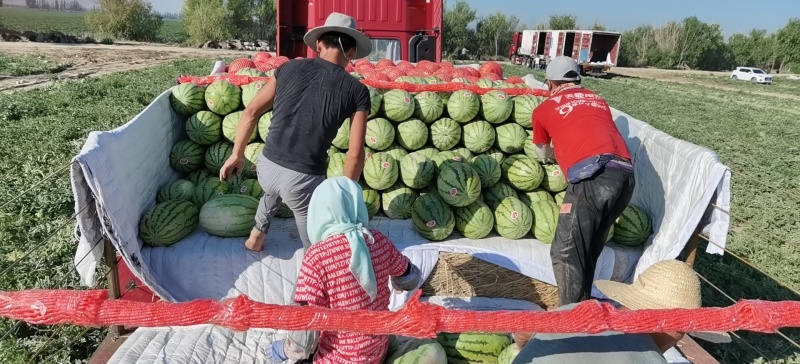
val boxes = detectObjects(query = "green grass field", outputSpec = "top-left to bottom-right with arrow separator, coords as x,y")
0,52 -> 71,76
0,8 -> 187,43
0,61 -> 798,363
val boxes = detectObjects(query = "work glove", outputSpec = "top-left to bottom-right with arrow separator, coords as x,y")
391,261 -> 422,292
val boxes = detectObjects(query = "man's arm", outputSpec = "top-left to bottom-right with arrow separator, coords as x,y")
344,110 -> 368,181
532,107 -> 555,164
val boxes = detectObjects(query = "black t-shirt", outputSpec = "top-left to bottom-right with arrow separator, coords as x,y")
263,57 -> 370,175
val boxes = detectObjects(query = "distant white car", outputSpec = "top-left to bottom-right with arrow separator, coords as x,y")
730,67 -> 773,84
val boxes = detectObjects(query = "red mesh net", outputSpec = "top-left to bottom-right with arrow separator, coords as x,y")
1,289 -> 798,337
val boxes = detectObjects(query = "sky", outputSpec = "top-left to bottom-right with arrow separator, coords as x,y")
11,0 -> 799,36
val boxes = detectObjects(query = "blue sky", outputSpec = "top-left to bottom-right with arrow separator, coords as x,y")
145,0 -> 798,36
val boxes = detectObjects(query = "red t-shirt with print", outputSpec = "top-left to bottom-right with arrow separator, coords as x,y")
294,229 -> 410,364
532,87 -> 630,180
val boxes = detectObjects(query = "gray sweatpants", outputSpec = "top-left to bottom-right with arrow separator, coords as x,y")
254,154 -> 326,248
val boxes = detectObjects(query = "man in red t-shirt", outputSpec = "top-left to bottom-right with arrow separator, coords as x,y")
532,56 -> 635,306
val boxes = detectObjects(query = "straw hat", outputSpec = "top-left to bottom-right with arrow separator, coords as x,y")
594,259 -> 732,344
303,12 -> 372,60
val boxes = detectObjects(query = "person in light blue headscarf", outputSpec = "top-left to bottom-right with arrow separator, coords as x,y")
266,177 -> 421,364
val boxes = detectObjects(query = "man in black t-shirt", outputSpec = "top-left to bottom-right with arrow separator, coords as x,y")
220,12 -> 372,252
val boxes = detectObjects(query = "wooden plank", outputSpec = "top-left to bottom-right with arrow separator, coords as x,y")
88,329 -> 135,364
676,336 -> 721,364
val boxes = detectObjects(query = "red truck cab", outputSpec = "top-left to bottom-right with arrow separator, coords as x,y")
277,0 -> 443,63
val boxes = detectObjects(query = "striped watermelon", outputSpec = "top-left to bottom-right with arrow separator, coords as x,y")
518,188 -> 554,208
382,89 -> 415,122
327,152 -> 346,178
170,139 -> 206,173
483,181 -> 518,210
199,194 -> 259,237
331,118 -> 350,150
170,83 -> 206,116
554,191 -> 565,205
470,154 -> 502,188
476,78 -> 494,88
481,90 -> 513,124
236,67 -> 266,77
430,117 -> 461,150
241,81 -> 265,108
497,342 -> 521,364
362,184 -> 381,219
531,200 -> 559,243
452,147 -> 474,161
242,142 -> 263,174
447,90 -> 480,123
613,204 -> 653,246
454,200 -> 494,239
205,80 -> 241,115
463,120 -> 496,153
156,179 -> 196,203
400,153 -> 435,189
186,169 -> 212,186
382,183 -> 418,219
541,164 -> 568,192
365,118 -> 396,151
501,154 -> 544,192
368,87 -> 381,118
204,141 -> 233,175
396,119 -> 429,151
416,147 -> 439,160
276,202 -> 294,218
328,146 -> 341,156
192,179 -> 230,206
494,197 -> 533,239
523,130 -> 537,159
225,173 -> 247,193
384,339 -> 447,364
139,200 -> 199,247
437,163 -> 482,207
384,144 -> 409,161
234,179 -> 263,199
222,111 -> 258,143
411,193 -> 455,241
436,332 -> 512,364
413,91 -> 444,123
431,151 -> 465,172
363,152 -> 398,190
483,147 -> 507,165
364,146 -> 375,160
186,111 -> 223,145
257,110 -> 272,143
495,123 -> 527,153
512,95 -> 541,128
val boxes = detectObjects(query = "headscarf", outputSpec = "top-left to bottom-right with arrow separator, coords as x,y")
307,177 -> 377,301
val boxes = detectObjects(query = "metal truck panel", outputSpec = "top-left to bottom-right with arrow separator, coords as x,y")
519,30 -> 536,57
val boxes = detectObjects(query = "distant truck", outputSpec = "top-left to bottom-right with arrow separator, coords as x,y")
508,29 -> 621,77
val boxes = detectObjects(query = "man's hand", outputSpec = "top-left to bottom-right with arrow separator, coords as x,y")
533,143 -> 555,165
513,331 -> 535,350
219,154 -> 245,181
344,110 -> 368,180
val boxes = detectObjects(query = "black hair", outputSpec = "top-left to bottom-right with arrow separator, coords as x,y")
318,31 -> 357,53
550,71 -> 582,85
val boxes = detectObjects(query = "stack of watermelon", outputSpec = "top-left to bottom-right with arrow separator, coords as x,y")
141,58 -> 653,249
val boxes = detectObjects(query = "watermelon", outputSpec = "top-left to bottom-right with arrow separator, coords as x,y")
192,179 -> 230,206
363,152 -> 398,190
257,110 -> 272,143
447,90 -> 481,123
236,67 -> 266,77
156,179 -> 196,203
139,200 -> 199,247
453,147 -> 473,160
400,153 -> 435,189
494,197 -> 533,239
241,81 -> 266,108
430,117 -> 461,150
437,163 -> 482,207
170,82 -> 206,116
483,181 -> 519,210
431,151 -> 465,172
186,111 -> 223,145
382,183 -> 418,219
327,152 -> 346,178
613,204 -> 653,246
476,78 -> 494,88
205,80 -> 241,115
416,147 -> 439,160
234,179 -> 263,199
198,194 -> 259,237
186,169 -> 212,186
531,200 -> 559,243
541,164 -> 568,192
331,118 -> 350,150
225,173 -> 247,192
437,332 -> 512,364
170,139 -> 206,173
471,154 -> 502,188
411,193 -> 455,241
518,188 -> 554,207
242,143 -> 264,178
222,111 -> 258,143
463,120 -> 496,153
384,339 -> 447,364
523,130 -> 537,159
554,191 -> 565,205
276,202 -> 294,218
481,90 -> 513,124
383,89 -> 415,122
501,154 -> 544,192
512,95 -> 541,128
413,91 -> 444,123
497,342 -> 521,364
483,147 -> 506,164
396,119 -> 429,151
368,87 -> 381,118
384,144 -> 409,161
365,118 -> 396,151
495,123 -> 527,153
362,185 -> 381,219
454,200 -> 494,239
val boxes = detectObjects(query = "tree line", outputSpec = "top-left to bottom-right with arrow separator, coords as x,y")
23,0 -> 85,11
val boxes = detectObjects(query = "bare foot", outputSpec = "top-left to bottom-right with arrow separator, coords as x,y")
244,228 -> 266,252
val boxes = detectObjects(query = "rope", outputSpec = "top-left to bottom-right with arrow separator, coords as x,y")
1,290 -> 799,337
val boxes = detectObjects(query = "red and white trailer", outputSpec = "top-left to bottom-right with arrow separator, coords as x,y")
509,29 -> 621,76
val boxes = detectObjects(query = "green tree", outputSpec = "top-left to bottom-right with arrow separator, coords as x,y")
181,0 -> 233,45
85,0 -> 163,41
775,18 -> 800,72
537,14 -> 579,30
728,29 -> 775,70
476,12 -> 519,57
252,0 -> 277,41
225,0 -> 254,39
677,17 -> 732,70
443,0 -> 478,56
590,21 -> 606,31
618,25 -> 655,67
